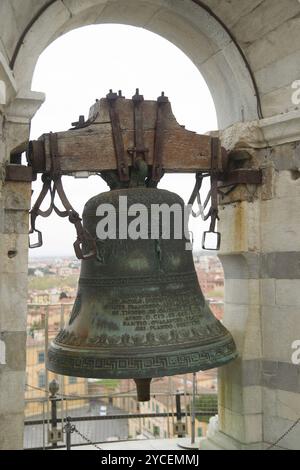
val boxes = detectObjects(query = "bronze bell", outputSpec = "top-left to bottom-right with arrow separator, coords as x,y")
47,186 -> 237,401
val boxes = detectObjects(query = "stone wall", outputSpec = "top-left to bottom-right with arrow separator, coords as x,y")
0,113 -> 35,449
198,134 -> 300,450
0,39 -> 43,449
0,118 -> 28,447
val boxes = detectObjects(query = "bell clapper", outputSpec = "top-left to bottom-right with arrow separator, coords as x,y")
134,378 -> 152,402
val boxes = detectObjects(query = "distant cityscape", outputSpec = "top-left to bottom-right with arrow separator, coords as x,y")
26,253 -> 224,441
27,253 -> 224,317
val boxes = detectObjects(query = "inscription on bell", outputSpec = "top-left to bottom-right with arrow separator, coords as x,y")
110,290 -> 205,332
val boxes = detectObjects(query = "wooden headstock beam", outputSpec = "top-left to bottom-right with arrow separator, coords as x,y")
28,96 -> 226,176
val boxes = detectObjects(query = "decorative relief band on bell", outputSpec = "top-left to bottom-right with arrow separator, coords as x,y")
78,271 -> 198,287
54,322 -> 228,349
47,338 -> 237,378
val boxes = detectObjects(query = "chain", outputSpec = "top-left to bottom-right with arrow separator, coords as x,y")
266,417 -> 300,450
187,172 -> 221,250
73,425 -> 103,450
29,133 -> 97,260
63,420 -> 103,450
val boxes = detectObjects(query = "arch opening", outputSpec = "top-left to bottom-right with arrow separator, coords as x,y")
30,23 -> 217,257
13,0 -> 258,129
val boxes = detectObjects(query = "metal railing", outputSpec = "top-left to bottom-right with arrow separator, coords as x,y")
25,303 -> 218,450
24,385 -> 217,450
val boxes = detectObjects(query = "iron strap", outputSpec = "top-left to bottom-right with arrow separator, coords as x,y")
188,174 -> 213,222
152,93 -> 169,183
70,111 -> 99,130
129,89 -> 149,165
29,134 -> 60,247
29,133 -> 96,259
209,137 -> 220,233
107,91 -> 129,182
187,137 -> 221,250
53,178 -> 97,260
49,132 -> 60,177
29,175 -> 53,248
30,176 -> 53,224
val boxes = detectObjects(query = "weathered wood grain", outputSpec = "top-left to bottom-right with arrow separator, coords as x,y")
35,97 -> 222,174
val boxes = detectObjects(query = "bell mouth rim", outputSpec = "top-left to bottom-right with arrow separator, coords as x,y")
47,336 -> 238,379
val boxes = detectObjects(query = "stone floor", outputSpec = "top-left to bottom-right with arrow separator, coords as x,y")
59,438 -> 199,451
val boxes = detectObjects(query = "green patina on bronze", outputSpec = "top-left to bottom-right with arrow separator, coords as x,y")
47,177 -> 237,400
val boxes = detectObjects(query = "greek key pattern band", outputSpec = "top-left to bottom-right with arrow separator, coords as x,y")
48,339 -> 237,377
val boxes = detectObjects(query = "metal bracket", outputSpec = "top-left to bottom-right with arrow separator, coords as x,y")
71,115 -> 85,128
29,229 -> 43,249
218,169 -> 263,187
70,111 -> 100,130
5,164 -> 34,182
173,421 -> 186,437
211,137 -> 220,172
202,231 -> 221,251
48,428 -> 63,445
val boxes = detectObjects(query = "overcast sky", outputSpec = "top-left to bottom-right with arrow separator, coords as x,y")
29,24 -> 217,258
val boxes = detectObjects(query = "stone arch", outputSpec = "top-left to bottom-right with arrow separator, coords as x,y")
11,0 -> 259,129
